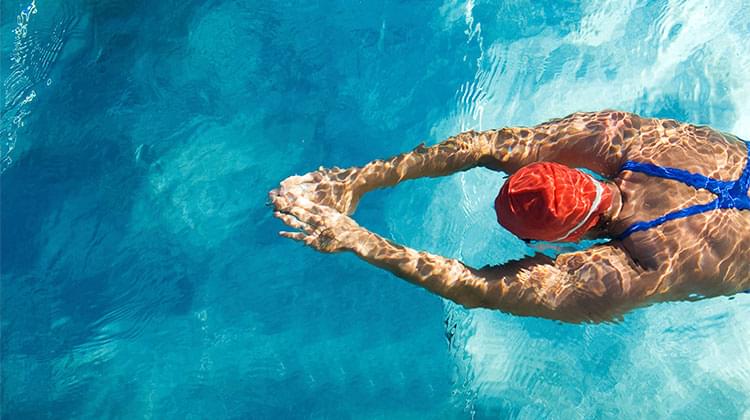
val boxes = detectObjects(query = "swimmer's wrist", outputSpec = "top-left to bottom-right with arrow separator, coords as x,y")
347,227 -> 370,254
346,228 -> 385,257
352,162 -> 389,193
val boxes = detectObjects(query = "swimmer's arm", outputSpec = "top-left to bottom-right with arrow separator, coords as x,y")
471,243 -> 665,323
276,201 -> 663,323
346,226 -> 512,309
352,231 -> 662,323
271,131 -> 496,215
352,130 -> 496,192
353,111 -> 641,194
482,110 -> 642,176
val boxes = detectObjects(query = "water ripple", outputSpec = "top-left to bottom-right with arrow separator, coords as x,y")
2,0 -> 78,172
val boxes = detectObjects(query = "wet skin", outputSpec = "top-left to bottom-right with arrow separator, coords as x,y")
270,111 -> 750,323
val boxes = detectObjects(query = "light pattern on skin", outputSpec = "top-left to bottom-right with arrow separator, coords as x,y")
271,110 -> 750,323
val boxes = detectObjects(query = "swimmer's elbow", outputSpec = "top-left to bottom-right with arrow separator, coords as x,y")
436,266 -> 507,310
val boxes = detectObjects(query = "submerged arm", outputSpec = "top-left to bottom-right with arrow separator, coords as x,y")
353,130 -> 496,191
353,232 -> 666,323
481,110 -> 641,176
275,201 -> 666,323
354,110 -> 641,191
269,131 -> 494,215
271,110 -> 641,214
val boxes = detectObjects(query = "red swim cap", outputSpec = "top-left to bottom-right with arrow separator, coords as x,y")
495,162 -> 612,242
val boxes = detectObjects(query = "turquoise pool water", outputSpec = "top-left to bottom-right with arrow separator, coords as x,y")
2,0 -> 749,418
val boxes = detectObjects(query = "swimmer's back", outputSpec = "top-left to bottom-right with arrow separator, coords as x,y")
612,116 -> 750,296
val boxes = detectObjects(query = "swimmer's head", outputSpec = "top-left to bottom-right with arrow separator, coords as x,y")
494,162 -> 613,242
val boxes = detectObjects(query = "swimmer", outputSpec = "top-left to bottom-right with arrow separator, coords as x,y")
269,111 -> 750,323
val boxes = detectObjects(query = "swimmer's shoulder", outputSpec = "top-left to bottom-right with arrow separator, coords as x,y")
603,112 -> 747,163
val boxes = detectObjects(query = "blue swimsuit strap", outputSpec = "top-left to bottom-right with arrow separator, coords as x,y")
617,140 -> 750,240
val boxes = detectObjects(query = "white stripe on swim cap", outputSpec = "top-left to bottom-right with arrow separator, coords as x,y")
553,174 -> 604,242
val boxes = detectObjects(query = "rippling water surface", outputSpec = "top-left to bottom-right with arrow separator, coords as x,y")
2,0 -> 750,418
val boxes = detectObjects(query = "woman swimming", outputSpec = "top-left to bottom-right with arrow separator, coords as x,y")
269,111 -> 750,323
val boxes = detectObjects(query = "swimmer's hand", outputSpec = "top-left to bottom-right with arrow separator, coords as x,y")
274,199 -> 363,253
269,167 -> 364,215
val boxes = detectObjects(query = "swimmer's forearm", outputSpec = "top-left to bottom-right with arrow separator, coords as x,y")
347,231 -> 571,318
348,229 -> 655,322
347,227 -> 498,306
345,227 -> 567,316
353,131 -> 496,192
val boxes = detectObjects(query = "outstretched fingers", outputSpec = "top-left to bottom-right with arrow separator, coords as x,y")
279,230 -> 325,249
279,231 -> 309,243
274,206 -> 329,248
284,204 -> 325,227
279,230 -> 322,247
273,211 -> 312,233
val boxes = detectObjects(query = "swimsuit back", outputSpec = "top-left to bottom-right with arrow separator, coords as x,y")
617,140 -> 750,240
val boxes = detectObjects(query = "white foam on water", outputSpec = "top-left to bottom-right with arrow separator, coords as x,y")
429,0 -> 750,416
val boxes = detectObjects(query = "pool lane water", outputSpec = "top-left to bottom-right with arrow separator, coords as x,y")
2,0 -> 750,418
